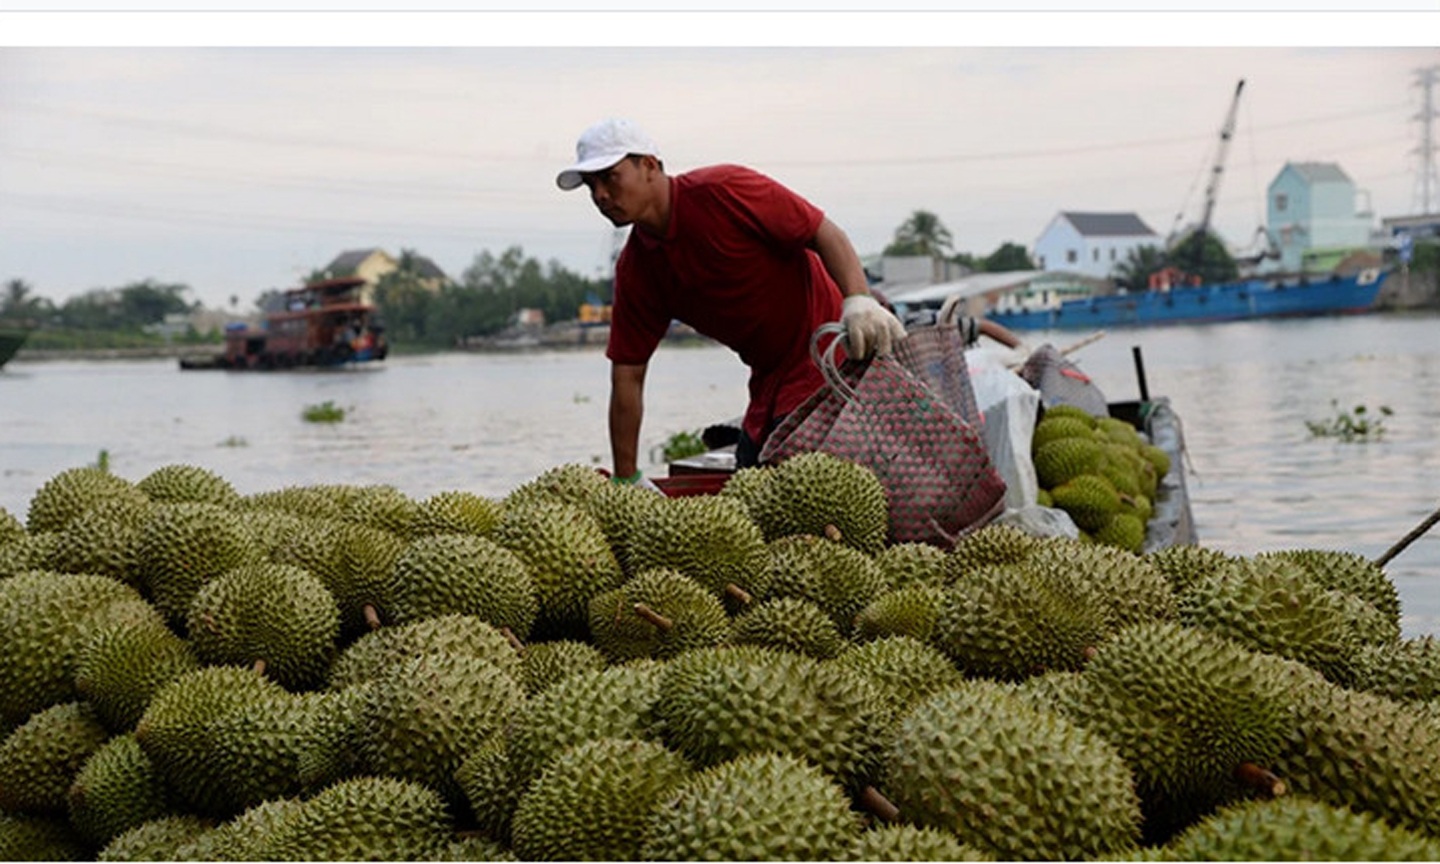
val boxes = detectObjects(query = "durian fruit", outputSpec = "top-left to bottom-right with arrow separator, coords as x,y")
504,462 -> 610,512
357,649 -> 524,805
1049,473 -> 1122,532
186,562 -> 340,691
136,464 -> 241,509
718,464 -> 780,529
1152,795 -> 1440,861
1256,547 -> 1400,627
50,497 -> 152,586
509,737 -> 691,861
932,563 -> 1110,680
379,534 -> 538,639
843,824 -> 993,862
1146,543 -> 1239,597
581,479 -> 663,578
653,644 -> 888,786
0,812 -> 91,861
1095,511 -> 1146,553
764,534 -> 892,634
1139,442 -> 1171,479
728,596 -> 846,659
1096,415 -> 1144,447
641,751 -> 864,862
1032,436 -> 1106,490
66,733 -> 172,847
0,532 -> 59,581
455,733 -> 519,845
853,585 -> 945,644
0,507 -> 25,547
136,502 -> 260,627
1269,675 -> 1440,838
493,498 -> 623,637
338,483 -> 421,537
251,775 -> 454,862
0,701 -> 110,814
1178,556 -> 1363,685
1355,635 -> 1440,702
874,541 -> 948,590
587,568 -> 729,661
504,661 -> 664,790
517,639 -> 606,696
1054,621 -> 1304,841
132,665 -> 290,816
327,613 -> 522,691
410,490 -> 504,538
320,520 -> 408,636
881,680 -> 1142,861
26,466 -> 149,535
945,522 -> 1042,580
831,635 -> 965,719
1025,537 -> 1178,629
96,814 -> 213,862
764,451 -> 889,555
1040,403 -> 1100,427
437,834 -> 515,862
1010,668 -> 1091,717
1031,414 -> 1096,450
244,484 -> 347,521
174,797 -> 304,862
626,495 -> 769,612
0,571 -> 156,730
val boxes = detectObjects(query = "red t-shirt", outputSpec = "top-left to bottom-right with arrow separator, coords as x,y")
606,164 -> 844,442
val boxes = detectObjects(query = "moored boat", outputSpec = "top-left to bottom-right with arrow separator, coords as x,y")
0,326 -> 31,369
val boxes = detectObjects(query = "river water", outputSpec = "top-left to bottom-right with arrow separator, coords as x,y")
3,311 -> 1438,636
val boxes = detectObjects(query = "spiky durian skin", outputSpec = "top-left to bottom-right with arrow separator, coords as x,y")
137,502 -> 260,627
0,532 -> 59,581
1355,635 -> 1440,702
1256,547 -> 1400,626
327,613 -> 522,691
411,490 -> 504,538
0,507 -> 25,546
718,464 -> 780,529
854,585 -> 945,643
1268,677 -> 1440,839
1033,436 -> 1106,490
455,733 -> 519,845
0,701 -> 110,814
504,462 -> 611,512
1025,538 -> 1178,629
1178,557 -> 1363,685
1146,543 -> 1239,597
358,650 -> 524,805
0,571 -> 155,730
1155,795 -> 1440,861
339,484 -> 421,537
323,520 -> 408,635
26,466 -> 149,535
582,480 -> 663,577
641,751 -> 863,862
728,596 -> 846,659
132,665 -> 289,816
380,533 -> 538,639
244,484 -> 347,521
50,497 -> 151,586
1095,511 -> 1146,552
653,644 -> 889,786
883,681 -> 1141,861
831,635 -> 965,718
136,464 -> 241,509
493,499 -> 623,636
1056,622 -> 1302,838
505,662 -> 664,789
510,737 -> 691,861
764,534 -> 891,633
1032,414 -> 1098,450
76,614 -> 198,731
186,562 -> 340,691
933,563 -> 1110,680
626,495 -> 769,611
587,568 -> 729,661
1040,403 -> 1100,427
97,814 -> 213,862
252,776 -> 454,862
945,522 -> 1043,580
874,541 -> 949,590
767,451 -> 889,554
66,733 -> 172,847
843,824 -> 993,862
1050,473 -> 1122,532
0,812 -> 91,861
518,639 -> 606,696
175,797 -> 304,862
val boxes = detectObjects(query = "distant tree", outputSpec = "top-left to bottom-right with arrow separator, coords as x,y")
1112,245 -> 1168,291
982,242 -> 1035,272
2,278 -> 48,321
884,210 -> 954,258
1170,231 -> 1239,284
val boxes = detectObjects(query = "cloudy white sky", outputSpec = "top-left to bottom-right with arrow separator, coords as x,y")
2,13 -> 1437,310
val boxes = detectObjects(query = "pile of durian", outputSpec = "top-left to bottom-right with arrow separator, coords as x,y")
1,454 -> 1438,862
1032,404 -> 1172,552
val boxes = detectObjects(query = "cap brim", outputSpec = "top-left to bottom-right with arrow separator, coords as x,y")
555,151 -> 628,190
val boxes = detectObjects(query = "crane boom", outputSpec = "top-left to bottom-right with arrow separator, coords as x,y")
1191,79 -> 1246,267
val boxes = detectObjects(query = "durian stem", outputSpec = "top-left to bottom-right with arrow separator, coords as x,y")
363,604 -> 382,630
724,583 -> 753,606
857,786 -> 900,823
200,613 -> 219,634
823,524 -> 844,543
1233,762 -> 1286,797
252,659 -> 266,677
633,602 -> 674,631
500,626 -> 527,654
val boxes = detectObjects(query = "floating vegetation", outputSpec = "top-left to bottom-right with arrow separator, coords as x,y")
656,430 -> 706,463
218,436 -> 249,448
301,401 -> 346,424
1305,400 -> 1392,442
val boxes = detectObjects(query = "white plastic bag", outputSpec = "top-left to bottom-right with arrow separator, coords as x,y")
966,345 -> 1041,512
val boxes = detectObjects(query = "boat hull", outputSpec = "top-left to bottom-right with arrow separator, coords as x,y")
988,270 -> 1386,331
0,329 -> 30,369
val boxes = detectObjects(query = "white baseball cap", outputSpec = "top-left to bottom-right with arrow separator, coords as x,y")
556,118 -> 661,191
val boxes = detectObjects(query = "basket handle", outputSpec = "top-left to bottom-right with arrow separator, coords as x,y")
810,322 -> 860,403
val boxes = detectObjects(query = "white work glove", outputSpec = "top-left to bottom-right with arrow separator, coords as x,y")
841,294 -> 907,359
938,293 -> 964,326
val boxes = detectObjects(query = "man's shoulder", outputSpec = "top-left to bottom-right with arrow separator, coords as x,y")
677,163 -> 769,189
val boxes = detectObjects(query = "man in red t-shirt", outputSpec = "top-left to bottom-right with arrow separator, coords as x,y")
557,117 -> 905,487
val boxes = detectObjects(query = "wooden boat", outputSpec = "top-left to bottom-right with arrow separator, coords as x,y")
0,326 -> 31,370
179,277 -> 387,371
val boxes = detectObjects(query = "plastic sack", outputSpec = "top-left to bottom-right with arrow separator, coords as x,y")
967,345 -> 1042,511
759,324 -> 1006,549
1019,343 -> 1109,416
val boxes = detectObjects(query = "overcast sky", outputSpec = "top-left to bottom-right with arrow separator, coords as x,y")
2,22 -> 1436,310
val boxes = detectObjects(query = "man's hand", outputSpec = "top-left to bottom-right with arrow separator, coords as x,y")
842,294 -> 907,358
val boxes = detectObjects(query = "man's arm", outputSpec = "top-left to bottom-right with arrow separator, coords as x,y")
609,361 -> 648,479
808,217 -> 872,299
808,217 -> 906,357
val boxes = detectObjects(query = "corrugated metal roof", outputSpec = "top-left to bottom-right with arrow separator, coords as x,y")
1061,212 -> 1158,237
1287,162 -> 1351,184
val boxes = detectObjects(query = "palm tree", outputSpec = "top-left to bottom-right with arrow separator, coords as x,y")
884,210 -> 954,258
1112,245 -> 1167,292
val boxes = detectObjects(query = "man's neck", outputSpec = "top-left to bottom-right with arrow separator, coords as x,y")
634,175 -> 673,236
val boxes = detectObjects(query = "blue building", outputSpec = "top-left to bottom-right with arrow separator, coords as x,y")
1265,162 -> 1374,274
